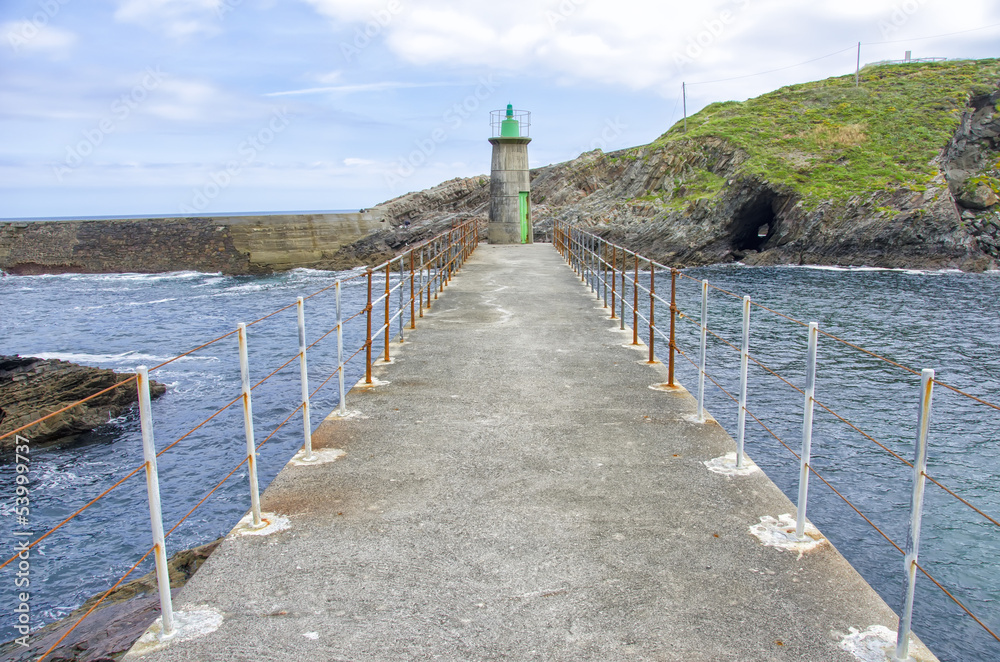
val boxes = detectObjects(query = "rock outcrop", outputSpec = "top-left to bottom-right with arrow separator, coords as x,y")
370,62 -> 1000,272
0,356 -> 167,448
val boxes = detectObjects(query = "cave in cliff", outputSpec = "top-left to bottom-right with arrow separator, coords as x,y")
731,190 -> 779,253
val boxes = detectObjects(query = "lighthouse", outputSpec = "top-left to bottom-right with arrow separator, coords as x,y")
488,104 -> 532,244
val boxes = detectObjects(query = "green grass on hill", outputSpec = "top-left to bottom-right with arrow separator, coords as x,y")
649,59 -> 1000,206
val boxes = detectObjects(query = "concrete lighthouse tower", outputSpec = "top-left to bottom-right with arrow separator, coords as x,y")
488,104 -> 532,244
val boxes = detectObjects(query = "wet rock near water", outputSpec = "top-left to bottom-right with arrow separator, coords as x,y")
0,356 -> 167,450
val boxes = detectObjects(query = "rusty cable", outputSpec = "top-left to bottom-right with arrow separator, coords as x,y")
924,473 -> 1000,529
36,546 -> 155,662
0,463 -> 145,572
915,561 -> 1000,643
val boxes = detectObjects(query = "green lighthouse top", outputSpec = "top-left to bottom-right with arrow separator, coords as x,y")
490,105 -> 531,141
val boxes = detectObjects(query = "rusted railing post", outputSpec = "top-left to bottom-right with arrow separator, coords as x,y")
894,368 -> 935,662
136,366 -> 176,640
384,261 -> 391,362
602,240 -> 609,307
409,250 -> 416,329
419,245 -> 426,316
610,245 -> 617,318
296,297 -> 314,461
398,257 -> 405,342
620,253 -> 626,330
632,256 -> 639,346
668,269 -> 677,386
648,260 -> 655,364
365,269 -> 373,384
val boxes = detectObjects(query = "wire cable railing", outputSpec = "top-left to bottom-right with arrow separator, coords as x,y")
0,219 -> 481,660
554,221 -> 1000,657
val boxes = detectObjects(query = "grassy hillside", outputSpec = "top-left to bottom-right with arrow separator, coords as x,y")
646,59 -> 1000,207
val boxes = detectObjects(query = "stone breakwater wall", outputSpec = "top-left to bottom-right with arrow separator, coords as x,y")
0,212 -> 385,275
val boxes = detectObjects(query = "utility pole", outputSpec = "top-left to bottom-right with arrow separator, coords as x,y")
682,82 -> 687,133
855,42 -> 861,87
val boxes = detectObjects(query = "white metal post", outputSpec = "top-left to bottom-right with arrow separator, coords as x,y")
736,295 -> 751,469
336,281 -> 346,416
296,298 -> 314,461
894,368 -> 935,662
136,366 -> 175,640
398,258 -> 405,341
237,323 -> 263,527
697,280 -> 708,423
796,322 -> 819,539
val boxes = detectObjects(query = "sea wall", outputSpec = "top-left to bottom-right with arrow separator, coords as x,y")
0,212 -> 385,275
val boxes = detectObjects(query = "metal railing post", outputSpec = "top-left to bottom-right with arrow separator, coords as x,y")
697,279 -> 708,422
796,322 -> 819,538
296,298 -> 314,461
602,240 -> 608,307
419,246 -> 426,316
136,366 -> 176,640
336,281 -> 346,416
409,250 -> 416,329
620,255 -> 626,330
398,257 -> 405,342
365,270 -> 373,384
384,261 -> 391,362
648,260 -> 655,364
632,256 -> 640,345
668,268 -> 676,385
736,295 -> 751,469
894,368 -> 935,662
237,323 -> 263,525
610,245 -> 617,319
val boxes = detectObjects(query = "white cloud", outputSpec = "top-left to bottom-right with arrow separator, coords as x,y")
301,0 -> 1000,95
343,157 -> 377,166
3,21 -> 77,58
114,0 -> 224,38
266,81 -> 451,96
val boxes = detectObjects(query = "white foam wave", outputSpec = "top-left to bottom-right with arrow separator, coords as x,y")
16,270 -> 218,282
30,351 -> 217,365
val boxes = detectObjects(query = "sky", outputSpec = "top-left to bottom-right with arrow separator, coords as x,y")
1,0 -> 998,219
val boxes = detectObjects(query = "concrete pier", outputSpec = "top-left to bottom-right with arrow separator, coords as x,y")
127,244 -> 936,661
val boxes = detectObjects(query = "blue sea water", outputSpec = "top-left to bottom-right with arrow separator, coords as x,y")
0,259 -> 998,661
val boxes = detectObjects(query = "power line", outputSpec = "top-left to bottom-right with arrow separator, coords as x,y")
863,21 -> 1000,46
684,21 -> 1000,88
686,46 -> 855,86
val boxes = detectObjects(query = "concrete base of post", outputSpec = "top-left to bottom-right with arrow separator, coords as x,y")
230,511 -> 289,537
290,447 -> 345,466
124,607 -> 224,658
836,625 -> 936,662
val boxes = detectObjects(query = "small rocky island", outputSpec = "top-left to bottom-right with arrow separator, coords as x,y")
0,356 -> 166,449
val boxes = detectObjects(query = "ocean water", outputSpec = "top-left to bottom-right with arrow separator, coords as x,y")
1,259 -> 998,660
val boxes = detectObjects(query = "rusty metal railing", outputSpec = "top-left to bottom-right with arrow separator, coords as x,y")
0,218 -> 481,660
554,221 -> 1000,658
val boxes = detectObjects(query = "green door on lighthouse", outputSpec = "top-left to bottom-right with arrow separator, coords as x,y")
518,191 -> 529,243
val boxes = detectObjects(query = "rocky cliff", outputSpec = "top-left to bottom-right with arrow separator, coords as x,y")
0,212 -> 384,276
0,356 -> 167,448
371,59 -> 1000,271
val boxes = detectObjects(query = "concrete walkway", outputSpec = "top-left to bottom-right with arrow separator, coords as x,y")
127,244 -> 934,662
